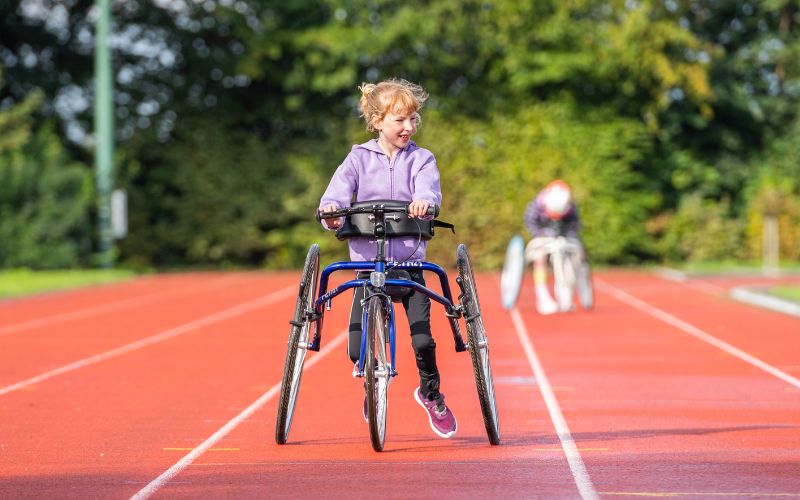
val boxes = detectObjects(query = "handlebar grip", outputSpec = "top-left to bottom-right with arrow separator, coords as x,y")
317,210 -> 343,221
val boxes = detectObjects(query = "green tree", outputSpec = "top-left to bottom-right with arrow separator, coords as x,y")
0,76 -> 93,269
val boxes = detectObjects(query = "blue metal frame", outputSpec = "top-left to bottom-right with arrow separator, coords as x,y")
307,260 -> 466,355
357,294 -> 397,374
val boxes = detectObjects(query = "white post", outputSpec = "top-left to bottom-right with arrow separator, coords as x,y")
762,214 -> 779,276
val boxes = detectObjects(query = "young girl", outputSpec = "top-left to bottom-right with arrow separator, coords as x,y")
318,78 -> 457,439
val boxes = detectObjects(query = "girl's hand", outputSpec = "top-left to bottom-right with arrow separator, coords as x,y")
320,205 -> 342,229
408,200 -> 430,218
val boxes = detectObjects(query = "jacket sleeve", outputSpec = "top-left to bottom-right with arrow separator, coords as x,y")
412,153 -> 442,219
319,153 -> 358,229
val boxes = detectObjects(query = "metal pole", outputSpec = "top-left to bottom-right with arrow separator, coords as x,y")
94,0 -> 114,268
763,214 -> 780,276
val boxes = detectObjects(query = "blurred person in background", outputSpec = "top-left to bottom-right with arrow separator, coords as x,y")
523,179 -> 584,315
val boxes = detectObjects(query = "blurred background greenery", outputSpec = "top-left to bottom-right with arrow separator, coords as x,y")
1,0 -> 799,272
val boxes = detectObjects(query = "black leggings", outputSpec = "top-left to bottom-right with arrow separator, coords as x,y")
348,270 -> 441,402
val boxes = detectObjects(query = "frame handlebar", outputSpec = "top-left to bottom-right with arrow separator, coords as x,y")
316,203 -> 439,222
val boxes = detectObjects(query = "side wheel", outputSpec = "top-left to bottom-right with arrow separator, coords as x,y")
577,260 -> 594,310
275,244 -> 320,444
500,235 -> 526,310
457,244 -> 500,445
365,296 -> 390,452
554,249 -> 575,312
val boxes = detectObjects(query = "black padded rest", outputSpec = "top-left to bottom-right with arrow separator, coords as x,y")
336,200 -> 434,241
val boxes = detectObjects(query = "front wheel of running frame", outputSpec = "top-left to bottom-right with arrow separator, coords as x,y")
275,244 -> 320,445
457,244 -> 500,445
577,260 -> 594,310
365,296 -> 390,452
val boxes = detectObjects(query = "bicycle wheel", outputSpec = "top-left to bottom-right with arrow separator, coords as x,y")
500,235 -> 526,310
577,260 -> 594,310
553,249 -> 575,312
457,244 -> 500,445
364,296 -> 391,452
275,244 -> 320,444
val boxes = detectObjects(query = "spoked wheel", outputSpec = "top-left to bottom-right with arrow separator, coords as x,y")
577,260 -> 594,310
552,249 -> 575,312
275,244 -> 320,444
500,235 -> 526,310
364,296 -> 391,452
456,244 -> 500,445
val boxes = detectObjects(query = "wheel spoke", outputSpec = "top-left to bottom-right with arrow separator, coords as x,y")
276,244 -> 319,444
457,244 -> 500,445
366,296 -> 389,451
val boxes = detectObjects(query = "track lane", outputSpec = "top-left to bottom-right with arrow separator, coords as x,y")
142,274 -> 582,499
2,269 -> 798,498
603,272 -> 800,384
0,273 -> 236,329
511,270 -> 800,497
0,273 -> 301,498
0,273 -> 297,388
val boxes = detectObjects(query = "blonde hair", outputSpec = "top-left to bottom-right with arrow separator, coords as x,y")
358,78 -> 429,132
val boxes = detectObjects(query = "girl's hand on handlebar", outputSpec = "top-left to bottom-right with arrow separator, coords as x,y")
407,200 -> 430,218
319,205 -> 342,229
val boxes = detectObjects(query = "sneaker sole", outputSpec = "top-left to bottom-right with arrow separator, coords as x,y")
413,389 -> 457,439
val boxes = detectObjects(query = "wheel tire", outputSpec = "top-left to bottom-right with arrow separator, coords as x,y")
556,251 -> 575,312
577,261 -> 594,310
365,296 -> 390,452
500,235 -> 526,310
457,244 -> 500,445
275,244 -> 320,444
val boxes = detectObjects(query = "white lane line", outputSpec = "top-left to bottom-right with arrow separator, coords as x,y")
731,286 -> 800,317
509,307 -> 599,500
654,267 -> 727,295
596,279 -> 800,390
130,329 -> 348,500
0,278 -> 236,337
0,286 -> 295,397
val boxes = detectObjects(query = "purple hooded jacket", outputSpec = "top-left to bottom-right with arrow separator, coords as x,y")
319,139 -> 442,262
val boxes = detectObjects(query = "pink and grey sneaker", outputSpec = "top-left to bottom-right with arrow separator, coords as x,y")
413,388 -> 457,438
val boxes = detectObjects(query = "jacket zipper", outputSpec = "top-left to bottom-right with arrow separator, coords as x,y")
388,153 -> 395,261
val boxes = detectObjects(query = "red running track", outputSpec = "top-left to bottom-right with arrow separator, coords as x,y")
0,269 -> 798,499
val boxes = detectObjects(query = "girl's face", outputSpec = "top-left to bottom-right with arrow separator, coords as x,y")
375,110 -> 418,153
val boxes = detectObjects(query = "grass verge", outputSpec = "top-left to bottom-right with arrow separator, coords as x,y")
0,269 -> 136,299
767,285 -> 800,303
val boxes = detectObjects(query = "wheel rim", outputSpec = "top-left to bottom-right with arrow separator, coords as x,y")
276,245 -> 319,443
459,244 -> 500,443
367,298 -> 389,451
374,317 -> 388,444
284,324 -> 309,431
472,316 -> 498,433
475,319 -> 497,422
578,264 -> 593,309
500,236 -> 525,310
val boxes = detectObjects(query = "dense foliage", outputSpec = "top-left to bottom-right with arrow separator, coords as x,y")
0,77 -> 93,268
1,0 -> 799,269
